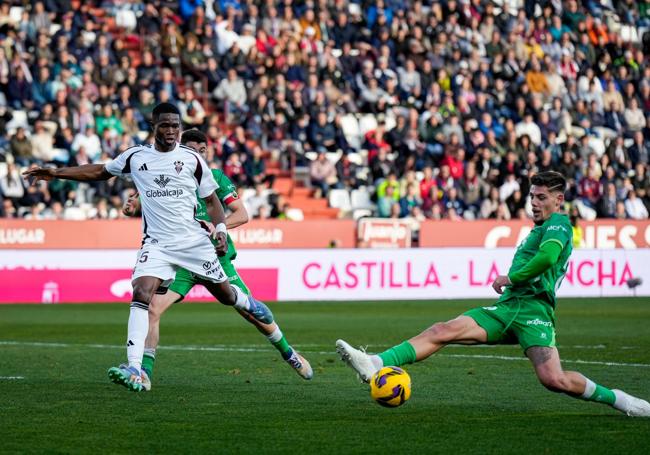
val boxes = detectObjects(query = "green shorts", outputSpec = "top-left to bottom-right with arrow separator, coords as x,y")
167,255 -> 250,302
463,297 -> 556,351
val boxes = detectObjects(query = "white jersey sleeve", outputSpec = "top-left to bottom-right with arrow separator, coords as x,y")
104,146 -> 143,177
194,152 -> 219,198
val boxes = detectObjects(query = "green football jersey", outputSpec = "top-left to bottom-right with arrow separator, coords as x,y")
501,212 -> 573,307
194,169 -> 239,260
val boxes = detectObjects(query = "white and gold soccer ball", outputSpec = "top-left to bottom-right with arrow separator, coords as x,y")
370,366 -> 411,408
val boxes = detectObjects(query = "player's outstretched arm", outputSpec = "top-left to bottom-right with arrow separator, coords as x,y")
23,164 -> 113,183
225,197 -> 249,229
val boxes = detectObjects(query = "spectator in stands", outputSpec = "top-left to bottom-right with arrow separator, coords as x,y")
9,127 -> 33,166
598,182 -> 619,218
0,0 -> 647,223
310,151 -> 338,198
625,190 -> 649,220
0,162 -> 25,205
178,88 -> 206,129
213,68 -> 247,122
399,183 -> 422,218
335,153 -> 361,190
377,184 -> 397,218
30,121 -> 56,164
628,131 -> 649,166
309,111 -> 337,153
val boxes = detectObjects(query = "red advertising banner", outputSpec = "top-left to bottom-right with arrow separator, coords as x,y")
0,219 -> 356,249
419,220 -> 650,248
1,219 -> 648,249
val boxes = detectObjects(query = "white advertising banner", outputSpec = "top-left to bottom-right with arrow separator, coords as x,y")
245,248 -> 649,300
1,248 -> 648,302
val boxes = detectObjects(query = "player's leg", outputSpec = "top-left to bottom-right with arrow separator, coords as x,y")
208,256 -> 313,379
179,238 -> 274,322
141,290 -> 182,382
108,245 -> 176,392
142,269 -> 195,383
108,274 -> 162,392
236,310 -> 312,380
527,346 -> 650,417
203,279 -> 274,324
337,315 -> 489,382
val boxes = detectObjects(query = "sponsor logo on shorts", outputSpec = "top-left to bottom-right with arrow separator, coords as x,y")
144,188 -> 184,198
205,268 -> 225,280
526,318 -> 553,327
483,306 -> 497,310
203,258 -> 218,270
202,258 -> 224,279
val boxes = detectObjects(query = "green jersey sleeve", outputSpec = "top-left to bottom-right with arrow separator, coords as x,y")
212,169 -> 239,206
508,241 -> 562,285
502,212 -> 573,307
539,212 -> 572,250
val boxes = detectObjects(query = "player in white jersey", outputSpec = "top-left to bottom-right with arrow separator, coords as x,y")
23,103 -> 273,392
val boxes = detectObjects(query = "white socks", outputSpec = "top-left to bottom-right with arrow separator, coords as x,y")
231,285 -> 250,311
370,355 -> 384,370
266,327 -> 283,344
127,303 -> 149,371
581,377 -> 596,399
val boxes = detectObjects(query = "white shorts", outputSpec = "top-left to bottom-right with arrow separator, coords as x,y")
132,236 -> 227,284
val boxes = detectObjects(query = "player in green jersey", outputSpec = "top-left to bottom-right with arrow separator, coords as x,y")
336,171 -> 650,417
124,130 -> 312,389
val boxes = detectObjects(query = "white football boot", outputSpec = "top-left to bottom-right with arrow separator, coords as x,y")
140,369 -> 152,392
286,351 -> 314,380
336,339 -> 379,383
612,389 -> 650,417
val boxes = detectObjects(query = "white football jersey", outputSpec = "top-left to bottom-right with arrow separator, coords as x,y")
105,143 -> 218,246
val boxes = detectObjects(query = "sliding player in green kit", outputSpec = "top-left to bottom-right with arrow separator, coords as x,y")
124,130 -> 312,390
337,171 -> 650,417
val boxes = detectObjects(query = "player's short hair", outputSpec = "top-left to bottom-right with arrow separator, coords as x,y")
531,171 -> 566,193
181,129 -> 207,145
152,102 -> 180,122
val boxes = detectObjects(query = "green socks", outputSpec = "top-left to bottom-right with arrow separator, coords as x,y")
378,341 -> 417,367
581,377 -> 616,405
142,350 -> 155,378
267,328 -> 294,360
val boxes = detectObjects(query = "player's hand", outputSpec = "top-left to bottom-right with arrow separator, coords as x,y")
492,275 -> 512,295
198,220 -> 217,240
22,166 -> 56,184
215,232 -> 228,257
122,191 -> 140,217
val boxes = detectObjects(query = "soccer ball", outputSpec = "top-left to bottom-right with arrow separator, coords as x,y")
370,366 -> 411,408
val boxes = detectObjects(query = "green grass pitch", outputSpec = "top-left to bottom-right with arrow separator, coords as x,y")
1,298 -> 649,454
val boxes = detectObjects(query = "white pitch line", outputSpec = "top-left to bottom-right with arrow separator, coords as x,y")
0,376 -> 24,380
1,341 -> 648,369
441,353 -> 650,368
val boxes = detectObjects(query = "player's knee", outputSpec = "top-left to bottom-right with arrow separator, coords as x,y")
538,372 -> 570,393
424,322 -> 457,344
148,303 -> 163,321
132,284 -> 156,304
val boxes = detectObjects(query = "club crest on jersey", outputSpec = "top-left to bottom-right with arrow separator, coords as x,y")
174,161 -> 184,174
154,174 -> 171,188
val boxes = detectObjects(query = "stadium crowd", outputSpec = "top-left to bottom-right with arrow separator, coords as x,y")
0,0 -> 649,222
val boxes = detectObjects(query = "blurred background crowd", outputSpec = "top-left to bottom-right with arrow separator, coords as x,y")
0,0 -> 649,222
